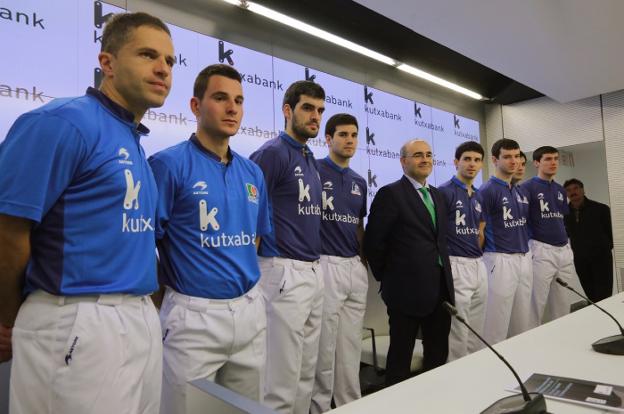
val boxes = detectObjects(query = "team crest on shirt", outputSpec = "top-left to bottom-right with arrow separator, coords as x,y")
558,192 -> 564,201
118,147 -> 133,165
246,183 -> 259,204
193,181 -> 209,195
474,201 -> 482,213
323,181 -> 333,191
351,182 -> 361,196
294,166 -> 304,177
455,200 -> 464,208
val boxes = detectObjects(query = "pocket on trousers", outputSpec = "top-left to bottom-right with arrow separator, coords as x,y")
260,264 -> 288,302
51,303 -> 123,412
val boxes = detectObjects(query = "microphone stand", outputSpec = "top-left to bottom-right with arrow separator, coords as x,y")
443,301 -> 548,414
556,278 -> 624,355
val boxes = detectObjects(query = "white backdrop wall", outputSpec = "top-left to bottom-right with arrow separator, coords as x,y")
0,0 -> 487,203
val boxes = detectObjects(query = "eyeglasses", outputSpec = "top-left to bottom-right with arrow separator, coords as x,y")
403,152 -> 433,160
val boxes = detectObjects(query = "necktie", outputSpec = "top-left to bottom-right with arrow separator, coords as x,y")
419,186 -> 443,266
418,187 -> 436,227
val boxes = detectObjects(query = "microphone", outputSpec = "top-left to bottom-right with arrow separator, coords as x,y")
443,301 -> 547,414
555,277 -> 624,355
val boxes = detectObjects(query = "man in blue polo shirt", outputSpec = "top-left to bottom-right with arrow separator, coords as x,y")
511,151 -> 527,185
481,138 -> 532,345
310,114 -> 367,413
250,80 -> 325,414
520,146 -> 577,326
149,64 -> 271,414
0,13 -> 174,413
439,141 -> 487,361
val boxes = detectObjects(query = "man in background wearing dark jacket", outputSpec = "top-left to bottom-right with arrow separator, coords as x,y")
563,178 -> 613,302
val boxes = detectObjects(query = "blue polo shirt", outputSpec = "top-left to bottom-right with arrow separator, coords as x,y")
439,176 -> 483,258
149,135 -> 271,299
0,88 -> 158,296
519,176 -> 569,246
318,157 -> 367,257
480,176 -> 530,254
250,132 -> 322,261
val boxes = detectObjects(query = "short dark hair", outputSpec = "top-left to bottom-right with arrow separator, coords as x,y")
325,113 -> 358,137
491,138 -> 520,158
101,12 -> 171,55
193,64 -> 242,99
519,151 -> 527,162
455,141 -> 484,161
533,146 -> 559,162
564,178 -> 584,188
283,80 -> 325,110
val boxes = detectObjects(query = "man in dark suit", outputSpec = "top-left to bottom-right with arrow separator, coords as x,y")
563,178 -> 614,302
364,139 -> 454,386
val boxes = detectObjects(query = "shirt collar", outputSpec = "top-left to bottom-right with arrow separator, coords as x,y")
452,176 -> 477,193
86,87 -> 150,135
324,156 -> 349,174
279,131 -> 314,157
533,176 -> 554,185
490,175 -> 512,188
404,174 -> 429,191
190,133 -> 233,164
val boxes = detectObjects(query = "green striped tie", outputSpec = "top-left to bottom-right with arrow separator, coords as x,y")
418,187 -> 436,227
419,187 -> 443,266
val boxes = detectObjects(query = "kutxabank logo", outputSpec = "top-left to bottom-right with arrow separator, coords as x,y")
414,103 -> 444,132
363,86 -> 402,121
453,114 -> 478,141
219,41 -> 283,90
306,68 -> 353,108
365,127 -> 401,159
197,201 -> 256,248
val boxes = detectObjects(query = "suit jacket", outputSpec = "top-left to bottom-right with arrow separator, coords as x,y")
364,176 -> 454,317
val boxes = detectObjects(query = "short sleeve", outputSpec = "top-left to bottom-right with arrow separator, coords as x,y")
359,178 -> 368,219
148,155 -> 178,240
250,146 -> 285,195
254,165 -> 272,237
0,113 -> 86,222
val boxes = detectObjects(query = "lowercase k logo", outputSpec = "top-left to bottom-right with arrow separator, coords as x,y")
366,127 -> 375,146
454,115 -> 460,129
368,169 -> 377,188
123,170 -> 141,210
218,41 -> 234,65
199,201 -> 220,231
364,86 -> 374,104
305,68 -> 316,82
414,103 -> 422,118
94,1 -> 114,28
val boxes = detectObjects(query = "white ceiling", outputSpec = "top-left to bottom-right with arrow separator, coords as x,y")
354,0 -> 624,103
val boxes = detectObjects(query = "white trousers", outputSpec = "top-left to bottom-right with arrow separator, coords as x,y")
10,290 -> 162,414
159,284 -> 266,414
529,239 -> 577,326
447,256 -> 488,361
310,255 -> 368,413
258,256 -> 324,414
482,252 -> 533,345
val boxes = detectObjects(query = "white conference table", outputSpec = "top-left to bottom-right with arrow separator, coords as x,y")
330,292 -> 624,414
